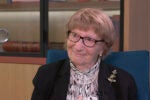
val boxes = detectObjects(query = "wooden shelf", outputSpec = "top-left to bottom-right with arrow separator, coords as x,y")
0,1 -> 119,11
49,1 -> 120,11
0,56 -> 46,64
0,2 -> 40,11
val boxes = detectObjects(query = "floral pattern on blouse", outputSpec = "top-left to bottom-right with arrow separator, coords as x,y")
67,58 -> 101,100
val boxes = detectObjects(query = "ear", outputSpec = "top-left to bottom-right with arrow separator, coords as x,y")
99,51 -> 103,57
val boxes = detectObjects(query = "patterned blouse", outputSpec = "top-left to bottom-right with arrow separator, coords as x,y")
66,59 -> 101,100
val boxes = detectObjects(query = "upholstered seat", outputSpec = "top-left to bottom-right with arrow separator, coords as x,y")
46,50 -> 150,100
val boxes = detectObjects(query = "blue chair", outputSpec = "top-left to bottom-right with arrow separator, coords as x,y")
46,49 -> 68,64
104,50 -> 150,100
46,50 -> 150,100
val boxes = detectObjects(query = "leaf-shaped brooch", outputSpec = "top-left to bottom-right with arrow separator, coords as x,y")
107,69 -> 117,83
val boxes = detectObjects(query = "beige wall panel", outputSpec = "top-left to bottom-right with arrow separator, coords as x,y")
0,0 -> 7,4
0,63 -> 40,100
124,0 -> 130,51
127,0 -> 150,51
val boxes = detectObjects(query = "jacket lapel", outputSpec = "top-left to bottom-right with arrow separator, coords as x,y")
98,61 -> 116,100
50,60 -> 70,100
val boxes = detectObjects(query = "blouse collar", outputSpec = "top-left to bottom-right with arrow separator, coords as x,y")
70,57 -> 101,75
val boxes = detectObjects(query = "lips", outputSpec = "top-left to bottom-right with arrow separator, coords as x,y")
73,51 -> 86,57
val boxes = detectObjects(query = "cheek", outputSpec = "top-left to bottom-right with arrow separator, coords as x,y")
66,40 -> 74,54
67,40 -> 72,49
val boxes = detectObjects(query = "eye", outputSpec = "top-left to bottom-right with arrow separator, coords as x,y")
71,32 -> 77,37
84,37 -> 95,42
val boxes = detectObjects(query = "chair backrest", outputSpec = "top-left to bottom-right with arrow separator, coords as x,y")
46,49 -> 68,64
104,50 -> 149,100
46,50 -> 150,100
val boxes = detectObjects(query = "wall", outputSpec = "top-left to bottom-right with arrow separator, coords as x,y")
124,0 -> 150,51
0,63 -> 40,100
0,0 -> 7,4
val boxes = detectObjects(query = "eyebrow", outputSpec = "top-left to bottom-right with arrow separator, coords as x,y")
70,31 -> 101,39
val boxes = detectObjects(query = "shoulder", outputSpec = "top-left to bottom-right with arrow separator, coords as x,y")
101,61 -> 137,99
38,59 -> 68,74
101,61 -> 135,81
33,59 -> 69,88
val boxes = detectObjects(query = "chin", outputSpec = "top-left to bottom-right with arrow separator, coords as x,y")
73,58 -> 85,65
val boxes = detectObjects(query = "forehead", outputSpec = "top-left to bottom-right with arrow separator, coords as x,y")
72,28 -> 101,39
71,24 -> 103,35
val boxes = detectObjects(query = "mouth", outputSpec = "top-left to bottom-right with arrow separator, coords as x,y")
73,51 -> 85,57
75,53 -> 84,57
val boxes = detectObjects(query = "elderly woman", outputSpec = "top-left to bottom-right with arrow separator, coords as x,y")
31,8 -> 137,100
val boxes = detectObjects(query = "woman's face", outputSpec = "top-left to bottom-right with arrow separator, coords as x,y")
67,28 -> 104,68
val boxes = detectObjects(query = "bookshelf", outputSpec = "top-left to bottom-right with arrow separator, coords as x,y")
48,1 -> 120,11
0,1 -> 119,11
48,1 -> 121,51
0,0 -> 121,56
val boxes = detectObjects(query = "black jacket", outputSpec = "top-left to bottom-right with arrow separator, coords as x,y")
31,59 -> 137,100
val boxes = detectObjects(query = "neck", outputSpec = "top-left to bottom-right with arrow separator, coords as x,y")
76,64 -> 93,72
71,57 -> 101,73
